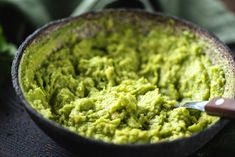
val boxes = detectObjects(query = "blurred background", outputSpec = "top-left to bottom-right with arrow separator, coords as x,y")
1,0 -> 235,156
2,0 -> 235,45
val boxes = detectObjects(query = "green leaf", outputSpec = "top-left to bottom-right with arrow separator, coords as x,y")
0,26 -> 16,98
159,0 -> 235,44
0,26 -> 16,55
40,0 -> 81,19
0,0 -> 51,27
71,0 -> 113,16
71,0 -> 154,16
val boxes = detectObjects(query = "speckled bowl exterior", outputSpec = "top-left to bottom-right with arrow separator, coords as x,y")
11,9 -> 235,157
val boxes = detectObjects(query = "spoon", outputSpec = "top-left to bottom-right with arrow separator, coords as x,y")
176,98 -> 235,118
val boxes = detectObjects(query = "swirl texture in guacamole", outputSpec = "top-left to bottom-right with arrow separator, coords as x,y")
20,18 -> 225,144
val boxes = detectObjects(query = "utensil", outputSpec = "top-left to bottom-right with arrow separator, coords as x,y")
11,9 -> 235,157
177,98 -> 235,118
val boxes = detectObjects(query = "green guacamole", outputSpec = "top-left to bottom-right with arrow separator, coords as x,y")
19,18 -> 225,144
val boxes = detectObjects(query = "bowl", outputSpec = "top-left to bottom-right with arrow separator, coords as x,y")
12,9 -> 235,157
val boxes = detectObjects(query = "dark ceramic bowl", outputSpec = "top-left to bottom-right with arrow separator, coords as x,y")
12,9 -> 235,157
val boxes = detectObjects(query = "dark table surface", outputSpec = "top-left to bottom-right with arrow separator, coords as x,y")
0,82 -> 76,157
1,81 -> 235,157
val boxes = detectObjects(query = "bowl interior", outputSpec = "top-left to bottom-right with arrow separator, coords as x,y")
19,10 -> 235,102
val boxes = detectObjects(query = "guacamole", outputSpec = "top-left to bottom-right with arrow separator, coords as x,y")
19,18 -> 225,144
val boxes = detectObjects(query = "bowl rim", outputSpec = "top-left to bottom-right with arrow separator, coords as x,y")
11,9 -> 232,148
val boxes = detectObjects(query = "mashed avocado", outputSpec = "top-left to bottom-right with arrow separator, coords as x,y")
19,18 -> 225,144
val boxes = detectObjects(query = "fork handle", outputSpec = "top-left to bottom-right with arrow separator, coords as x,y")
205,98 -> 235,118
